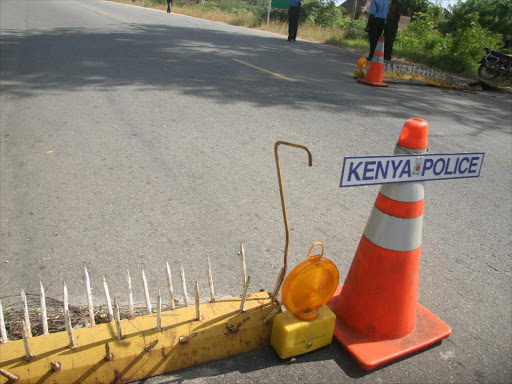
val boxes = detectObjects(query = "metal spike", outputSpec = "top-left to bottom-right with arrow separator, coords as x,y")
240,243 -> 247,288
166,262 -> 176,310
0,368 -> 19,381
207,257 -> 215,303
262,306 -> 280,324
180,263 -> 189,307
63,282 -> 69,332
240,276 -> 251,313
0,299 -> 8,343
21,289 -> 31,337
104,342 -> 114,361
194,282 -> 201,321
50,361 -> 62,372
157,290 -> 162,331
114,299 -> 123,340
102,276 -> 113,321
126,268 -> 135,319
21,319 -> 34,360
142,269 -> 152,315
40,282 -> 49,335
65,309 -> 76,349
84,267 -> 95,326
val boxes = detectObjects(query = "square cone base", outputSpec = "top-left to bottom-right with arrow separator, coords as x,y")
327,285 -> 452,370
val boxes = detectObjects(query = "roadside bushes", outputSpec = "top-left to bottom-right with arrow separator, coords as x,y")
395,9 -> 502,73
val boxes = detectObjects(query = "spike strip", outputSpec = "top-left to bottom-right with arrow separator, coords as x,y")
64,309 -> 76,349
207,257 -> 215,302
194,282 -> 201,321
240,276 -> 251,313
21,290 -> 31,337
0,368 -> 19,382
21,319 -> 34,360
39,282 -> 49,335
180,263 -> 189,307
0,291 -> 278,383
127,268 -> 135,319
84,267 -> 95,326
0,299 -> 8,343
114,299 -> 123,340
166,262 -> 176,310
157,290 -> 162,331
102,276 -> 114,321
142,269 -> 152,315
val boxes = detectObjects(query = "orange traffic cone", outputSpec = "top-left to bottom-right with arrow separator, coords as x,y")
358,36 -> 389,87
327,118 -> 451,370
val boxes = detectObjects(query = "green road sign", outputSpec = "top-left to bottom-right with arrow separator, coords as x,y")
272,0 -> 288,9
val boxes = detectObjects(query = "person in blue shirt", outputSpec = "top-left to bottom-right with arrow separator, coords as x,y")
365,0 -> 389,60
288,0 -> 301,42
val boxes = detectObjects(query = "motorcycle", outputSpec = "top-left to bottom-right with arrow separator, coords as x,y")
478,48 -> 512,80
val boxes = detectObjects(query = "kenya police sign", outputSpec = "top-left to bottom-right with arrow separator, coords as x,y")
340,153 -> 485,187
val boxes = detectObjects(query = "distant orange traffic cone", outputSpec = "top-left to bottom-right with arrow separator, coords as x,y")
327,118 -> 451,370
358,36 -> 389,87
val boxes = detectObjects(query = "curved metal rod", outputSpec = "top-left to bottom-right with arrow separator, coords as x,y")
272,141 -> 312,300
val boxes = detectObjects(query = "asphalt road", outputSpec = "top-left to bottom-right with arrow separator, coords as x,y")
1,0 -> 511,383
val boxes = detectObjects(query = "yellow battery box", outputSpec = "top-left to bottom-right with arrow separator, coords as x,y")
270,305 -> 336,359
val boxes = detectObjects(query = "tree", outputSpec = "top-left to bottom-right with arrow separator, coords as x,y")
439,0 -> 512,47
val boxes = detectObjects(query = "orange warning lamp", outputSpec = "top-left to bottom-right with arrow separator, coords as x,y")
282,242 -> 339,321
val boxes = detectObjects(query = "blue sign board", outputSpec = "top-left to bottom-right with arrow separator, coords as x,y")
340,153 -> 485,187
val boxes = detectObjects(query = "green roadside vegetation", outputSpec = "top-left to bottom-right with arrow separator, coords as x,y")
109,0 -> 511,80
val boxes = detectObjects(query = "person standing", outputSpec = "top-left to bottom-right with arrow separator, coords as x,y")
167,0 -> 172,13
365,0 -> 389,61
287,0 -> 301,42
383,0 -> 402,61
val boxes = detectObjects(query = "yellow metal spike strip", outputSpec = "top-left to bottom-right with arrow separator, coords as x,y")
39,282 -> 49,335
166,262 -> 176,310
20,290 -> 31,338
84,267 -> 95,326
383,64 -> 463,89
0,291 -> 279,384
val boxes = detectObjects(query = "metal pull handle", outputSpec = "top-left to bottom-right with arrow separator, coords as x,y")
271,141 -> 312,301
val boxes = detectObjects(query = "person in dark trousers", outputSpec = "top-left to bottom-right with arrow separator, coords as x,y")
287,0 -> 301,42
384,0 -> 402,61
167,0 -> 172,13
365,0 -> 389,61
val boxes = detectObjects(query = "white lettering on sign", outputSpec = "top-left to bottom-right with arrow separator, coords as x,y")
340,153 -> 485,187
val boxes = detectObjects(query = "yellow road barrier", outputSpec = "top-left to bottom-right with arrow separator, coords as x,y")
0,291 -> 279,384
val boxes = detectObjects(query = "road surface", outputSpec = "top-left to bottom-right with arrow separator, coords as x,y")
1,0 -> 511,383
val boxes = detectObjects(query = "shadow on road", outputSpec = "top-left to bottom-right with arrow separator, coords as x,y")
1,24 -> 510,139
